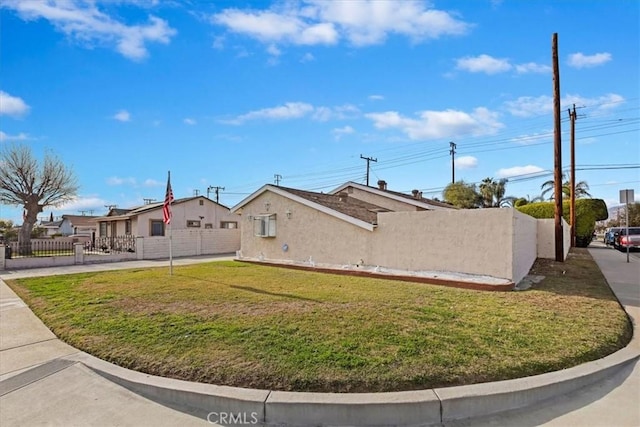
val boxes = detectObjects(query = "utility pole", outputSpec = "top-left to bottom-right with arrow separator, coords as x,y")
552,33 -> 564,262
274,174 -> 282,186
449,141 -> 457,184
207,186 -> 225,203
360,154 -> 377,186
569,104 -> 577,247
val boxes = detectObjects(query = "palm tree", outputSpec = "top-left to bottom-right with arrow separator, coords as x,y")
540,174 -> 591,200
479,178 -> 509,207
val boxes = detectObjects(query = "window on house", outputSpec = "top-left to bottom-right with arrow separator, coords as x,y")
220,221 -> 237,229
204,223 -> 213,229
199,200 -> 204,206
99,222 -> 107,237
186,220 -> 201,228
150,220 -> 164,236
253,214 -> 276,237
125,220 -> 131,235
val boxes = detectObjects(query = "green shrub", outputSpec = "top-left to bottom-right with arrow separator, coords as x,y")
516,199 -> 607,247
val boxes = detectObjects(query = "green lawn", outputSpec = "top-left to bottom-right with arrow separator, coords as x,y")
6,248 -> 632,392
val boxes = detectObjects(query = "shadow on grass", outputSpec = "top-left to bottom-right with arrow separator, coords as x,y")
229,285 -> 322,303
528,248 -> 626,303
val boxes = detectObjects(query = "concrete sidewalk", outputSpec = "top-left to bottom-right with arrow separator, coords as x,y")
0,249 -> 638,426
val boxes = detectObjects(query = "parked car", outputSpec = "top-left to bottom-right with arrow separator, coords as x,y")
604,227 -> 623,246
614,227 -> 640,251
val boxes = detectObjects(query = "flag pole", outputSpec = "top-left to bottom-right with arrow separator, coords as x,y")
163,170 -> 174,276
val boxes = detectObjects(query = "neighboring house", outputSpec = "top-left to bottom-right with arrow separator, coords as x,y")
38,219 -> 63,237
231,183 -> 559,286
94,196 -> 238,238
59,215 -> 98,237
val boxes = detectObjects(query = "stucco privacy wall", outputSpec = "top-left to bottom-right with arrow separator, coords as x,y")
511,210 -> 539,283
237,192 -> 372,266
371,208 -> 537,283
537,218 -> 571,260
140,229 -> 240,259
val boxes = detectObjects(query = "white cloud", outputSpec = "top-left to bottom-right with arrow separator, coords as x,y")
515,62 -> 551,74
369,94 -> 384,101
113,110 -> 131,122
366,107 -> 503,140
0,131 -> 29,142
332,125 -> 355,140
496,165 -> 545,178
300,52 -> 315,62
143,179 -> 162,187
223,102 -> 359,124
107,176 -> 136,186
0,91 -> 30,116
212,0 -> 470,49
183,118 -> 196,125
504,93 -> 625,117
568,52 -> 612,69
1,0 -> 176,60
57,195 -> 108,212
456,54 -> 511,74
455,156 -> 477,169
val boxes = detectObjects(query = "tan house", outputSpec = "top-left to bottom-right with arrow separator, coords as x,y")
59,215 -> 98,237
95,196 -> 238,239
231,183 -> 560,287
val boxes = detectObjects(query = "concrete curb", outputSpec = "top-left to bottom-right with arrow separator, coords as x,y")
64,335 -> 639,427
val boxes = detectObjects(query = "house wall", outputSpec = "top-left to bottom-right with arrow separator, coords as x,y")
237,192 -> 372,266
343,187 -> 422,212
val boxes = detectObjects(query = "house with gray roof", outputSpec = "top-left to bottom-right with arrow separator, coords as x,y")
230,182 -> 553,286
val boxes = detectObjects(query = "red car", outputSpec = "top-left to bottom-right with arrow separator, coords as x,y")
614,227 -> 640,251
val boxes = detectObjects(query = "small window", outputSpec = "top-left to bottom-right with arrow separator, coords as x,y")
150,220 -> 164,236
204,223 -> 213,229
199,200 -> 204,206
253,214 -> 276,237
99,222 -> 107,237
220,221 -> 237,229
125,220 -> 131,235
187,220 -> 201,228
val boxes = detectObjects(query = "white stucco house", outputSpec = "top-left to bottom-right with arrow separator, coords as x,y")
230,182 -> 569,287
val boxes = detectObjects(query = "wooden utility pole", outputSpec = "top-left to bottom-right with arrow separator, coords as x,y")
552,33 -> 564,262
569,104 -> 577,247
360,154 -> 377,186
207,185 -> 225,203
449,141 -> 457,184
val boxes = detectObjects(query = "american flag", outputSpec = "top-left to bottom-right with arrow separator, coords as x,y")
163,171 -> 174,224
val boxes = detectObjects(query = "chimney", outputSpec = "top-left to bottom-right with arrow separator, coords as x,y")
377,180 -> 387,190
412,189 -> 421,199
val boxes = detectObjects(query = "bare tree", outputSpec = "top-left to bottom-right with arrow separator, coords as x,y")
0,144 -> 78,254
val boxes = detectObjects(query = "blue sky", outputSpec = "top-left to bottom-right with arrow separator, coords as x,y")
1,0 -> 638,224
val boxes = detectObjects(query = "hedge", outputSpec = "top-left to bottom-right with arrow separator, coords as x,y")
516,199 -> 608,247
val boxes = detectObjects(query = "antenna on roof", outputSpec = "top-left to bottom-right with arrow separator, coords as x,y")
193,189 -> 200,196
274,174 -> 282,186
104,204 -> 117,210
143,198 -> 156,205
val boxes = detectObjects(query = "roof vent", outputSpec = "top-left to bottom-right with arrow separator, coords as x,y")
377,180 -> 387,190
412,189 -> 422,199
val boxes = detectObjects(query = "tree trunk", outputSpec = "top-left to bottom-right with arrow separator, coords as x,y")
18,201 -> 43,255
